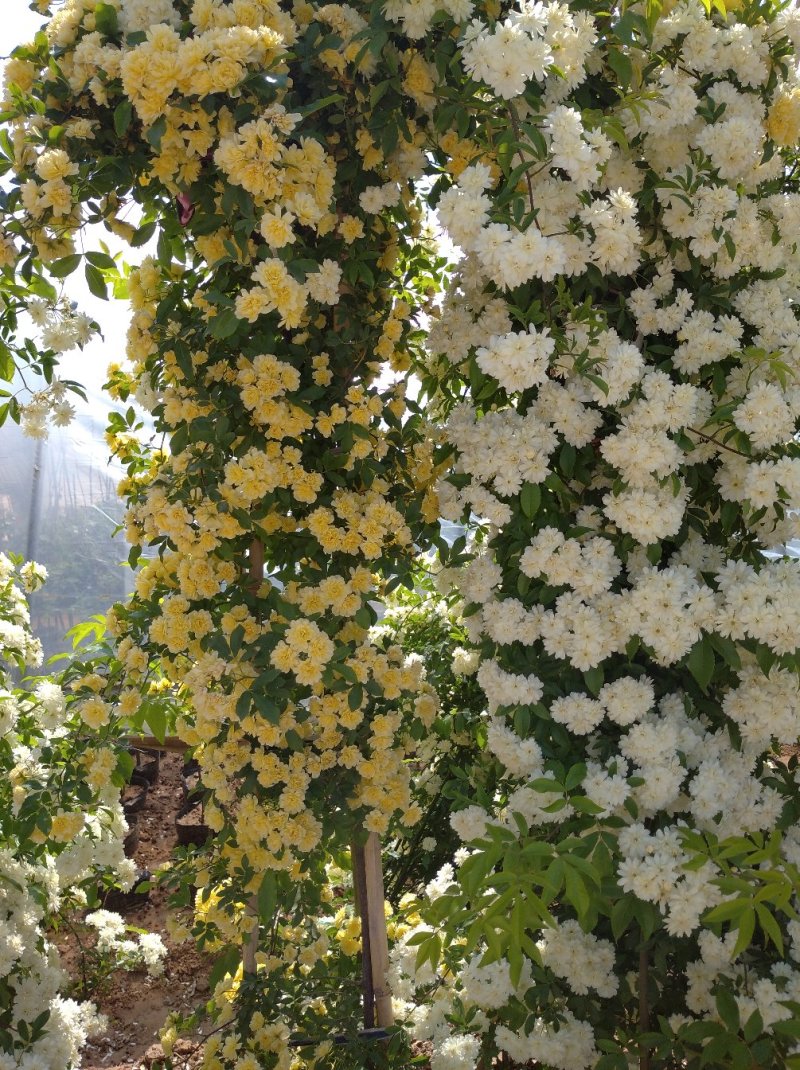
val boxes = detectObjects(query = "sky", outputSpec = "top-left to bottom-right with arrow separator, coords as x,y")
7,1 -> 41,45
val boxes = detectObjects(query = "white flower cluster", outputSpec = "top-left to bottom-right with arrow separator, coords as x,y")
0,852 -> 108,1070
0,554 -> 43,669
438,161 -> 641,290
475,324 -> 555,394
383,0 -> 474,40
439,402 -> 557,522
0,556 -> 159,1069
495,1009 -> 597,1069
15,298 -> 97,438
461,1 -> 595,99
425,264 -> 512,376
389,921 -> 482,1070
86,909 -> 168,976
520,527 -> 620,599
685,931 -> 800,1035
617,824 -> 722,938
18,380 -> 78,440
716,559 -> 800,656
117,0 -> 180,35
451,646 -> 480,675
459,954 -> 516,1010
538,918 -> 618,997
476,658 -> 543,714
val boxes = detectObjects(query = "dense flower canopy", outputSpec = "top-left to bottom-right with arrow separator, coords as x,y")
3,0 -> 800,1067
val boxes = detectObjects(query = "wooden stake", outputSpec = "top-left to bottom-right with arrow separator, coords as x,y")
123,735 -> 188,753
639,945 -> 651,1070
351,839 -> 376,1029
364,832 -> 394,1028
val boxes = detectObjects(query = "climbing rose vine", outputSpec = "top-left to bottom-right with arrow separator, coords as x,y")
3,0 -> 800,1067
391,0 -> 800,1067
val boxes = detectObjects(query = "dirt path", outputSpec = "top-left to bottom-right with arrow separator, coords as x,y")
65,753 -> 211,1070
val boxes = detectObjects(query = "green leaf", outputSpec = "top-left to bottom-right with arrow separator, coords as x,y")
0,340 -> 12,382
645,0 -> 663,30
564,763 -> 587,791
732,906 -> 756,957
85,263 -> 108,299
583,666 -> 604,696
257,871 -> 277,919
116,749 -> 135,782
607,48 -> 633,88
742,1009 -> 764,1043
208,308 -> 239,339
157,228 -> 172,265
208,945 -> 240,991
755,903 -> 784,954
348,683 -> 363,711
300,92 -> 345,117
687,637 -> 715,693
715,987 -> 740,1032
146,115 -> 167,151
520,482 -> 541,519
564,864 -> 590,918
773,1019 -> 800,1040
704,898 -> 748,925
144,701 -> 167,744
610,895 -> 634,939
48,253 -> 82,278
85,250 -> 117,269
94,1 -> 119,37
131,220 -> 157,247
560,442 -> 576,478
113,98 -> 133,137
708,633 -> 741,670
253,691 -> 281,724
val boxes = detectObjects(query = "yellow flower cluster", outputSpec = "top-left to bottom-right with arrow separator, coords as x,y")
0,226 -> 17,269
78,695 -> 112,729
201,1011 -> 291,1070
306,487 -> 413,558
438,129 -> 498,180
286,567 -> 374,618
128,472 -> 250,557
149,593 -> 214,657
120,20 -> 291,126
222,443 -> 322,507
767,85 -> 800,147
236,352 -> 300,422
50,809 -> 85,842
333,911 -> 362,956
270,618 -> 335,686
83,747 -> 118,795
233,793 -> 324,869
187,556 -> 241,602
402,52 -> 437,112
316,4 -> 376,77
21,147 -> 78,220
234,248 -> 340,327
115,637 -> 150,679
195,882 -> 248,948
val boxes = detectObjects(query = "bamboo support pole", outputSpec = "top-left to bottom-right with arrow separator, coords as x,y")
364,831 -> 394,1028
243,538 -> 265,977
639,946 -> 651,1070
124,735 -> 189,753
351,839 -> 376,1030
